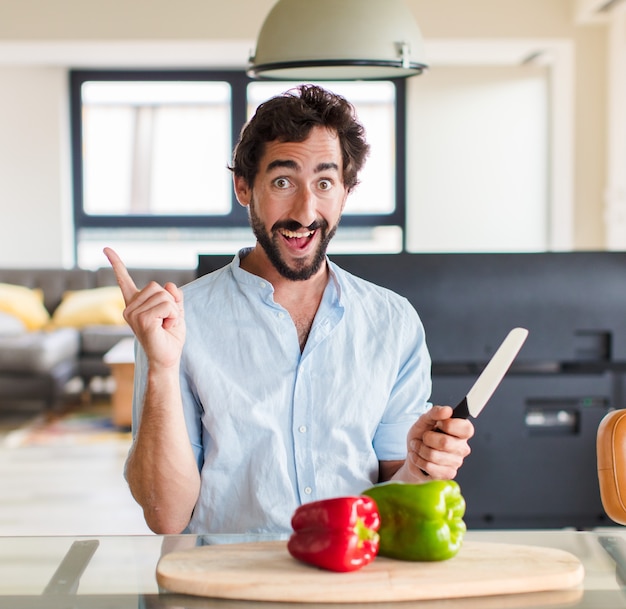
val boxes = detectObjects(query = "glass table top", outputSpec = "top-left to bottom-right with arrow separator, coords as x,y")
2,529 -> 626,608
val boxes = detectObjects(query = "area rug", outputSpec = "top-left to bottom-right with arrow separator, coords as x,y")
2,406 -> 131,448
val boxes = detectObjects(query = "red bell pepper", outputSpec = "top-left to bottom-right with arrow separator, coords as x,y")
287,496 -> 380,572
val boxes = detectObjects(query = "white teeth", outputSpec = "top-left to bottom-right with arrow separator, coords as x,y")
280,229 -> 314,238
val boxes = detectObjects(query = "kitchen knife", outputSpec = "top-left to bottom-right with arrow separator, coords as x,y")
451,327 -> 528,420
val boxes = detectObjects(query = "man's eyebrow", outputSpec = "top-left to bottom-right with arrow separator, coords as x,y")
315,162 -> 340,173
264,160 -> 340,173
266,159 -> 299,172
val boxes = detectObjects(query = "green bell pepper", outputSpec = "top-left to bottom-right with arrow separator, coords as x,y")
362,480 -> 466,561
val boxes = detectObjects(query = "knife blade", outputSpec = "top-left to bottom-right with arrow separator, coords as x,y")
451,327 -> 528,419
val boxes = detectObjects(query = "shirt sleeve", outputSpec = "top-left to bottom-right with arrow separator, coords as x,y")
179,360 -> 205,471
372,300 -> 432,461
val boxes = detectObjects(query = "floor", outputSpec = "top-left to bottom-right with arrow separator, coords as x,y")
0,397 -> 152,537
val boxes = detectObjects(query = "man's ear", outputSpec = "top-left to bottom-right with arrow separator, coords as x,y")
233,175 -> 252,207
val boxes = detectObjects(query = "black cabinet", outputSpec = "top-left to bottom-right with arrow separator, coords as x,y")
434,371 -> 615,528
199,251 -> 626,529
329,251 -> 626,529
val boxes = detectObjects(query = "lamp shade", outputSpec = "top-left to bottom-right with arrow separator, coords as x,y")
248,0 -> 428,80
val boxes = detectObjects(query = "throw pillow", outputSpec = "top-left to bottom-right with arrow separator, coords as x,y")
51,286 -> 127,328
0,283 -> 50,331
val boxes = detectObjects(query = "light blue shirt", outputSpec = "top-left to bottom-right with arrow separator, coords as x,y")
132,249 -> 432,534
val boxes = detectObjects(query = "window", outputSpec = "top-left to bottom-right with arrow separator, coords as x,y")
70,71 -> 406,267
81,80 -> 232,218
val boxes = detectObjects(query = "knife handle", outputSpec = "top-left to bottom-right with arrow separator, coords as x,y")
451,397 -> 471,419
423,400 -> 471,473
433,398 -> 470,436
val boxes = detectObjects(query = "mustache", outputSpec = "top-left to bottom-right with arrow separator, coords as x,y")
272,219 -> 326,233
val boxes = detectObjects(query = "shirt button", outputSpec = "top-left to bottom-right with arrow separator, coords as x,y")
304,487 -> 312,495
278,312 -> 285,319
259,281 -> 266,288
299,425 -> 307,433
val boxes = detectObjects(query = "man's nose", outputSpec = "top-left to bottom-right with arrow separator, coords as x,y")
291,188 -> 317,227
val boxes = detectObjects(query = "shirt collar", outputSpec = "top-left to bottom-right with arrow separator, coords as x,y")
230,248 -> 346,310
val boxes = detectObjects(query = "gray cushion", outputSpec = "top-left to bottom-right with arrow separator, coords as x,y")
81,324 -> 134,355
0,328 -> 80,373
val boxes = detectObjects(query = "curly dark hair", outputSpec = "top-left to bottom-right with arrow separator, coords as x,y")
230,84 -> 370,192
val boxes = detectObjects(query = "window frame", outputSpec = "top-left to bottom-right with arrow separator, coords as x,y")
69,69 -> 407,232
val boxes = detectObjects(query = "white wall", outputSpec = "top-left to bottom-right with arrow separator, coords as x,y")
0,66 -> 72,266
407,65 -> 549,252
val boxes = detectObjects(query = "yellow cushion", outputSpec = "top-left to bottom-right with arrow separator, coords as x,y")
51,286 -> 126,328
0,283 -> 50,331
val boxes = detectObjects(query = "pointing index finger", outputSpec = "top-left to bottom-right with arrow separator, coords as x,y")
103,247 -> 139,305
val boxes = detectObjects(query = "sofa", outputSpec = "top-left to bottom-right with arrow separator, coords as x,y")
0,266 -> 195,411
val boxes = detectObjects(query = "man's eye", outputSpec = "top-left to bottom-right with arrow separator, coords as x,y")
318,179 -> 333,191
273,177 -> 290,189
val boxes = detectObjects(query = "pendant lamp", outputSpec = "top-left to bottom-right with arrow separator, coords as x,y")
248,0 -> 428,80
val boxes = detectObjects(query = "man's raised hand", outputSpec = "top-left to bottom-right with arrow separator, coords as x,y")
103,247 -> 186,369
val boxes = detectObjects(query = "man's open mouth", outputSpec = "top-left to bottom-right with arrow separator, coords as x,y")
278,227 -> 316,249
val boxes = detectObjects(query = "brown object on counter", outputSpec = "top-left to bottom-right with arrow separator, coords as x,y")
597,408 -> 626,525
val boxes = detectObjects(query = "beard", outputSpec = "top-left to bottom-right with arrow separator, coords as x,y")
248,196 -> 338,281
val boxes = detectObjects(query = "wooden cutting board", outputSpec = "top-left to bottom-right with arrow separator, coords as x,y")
156,540 -> 584,603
